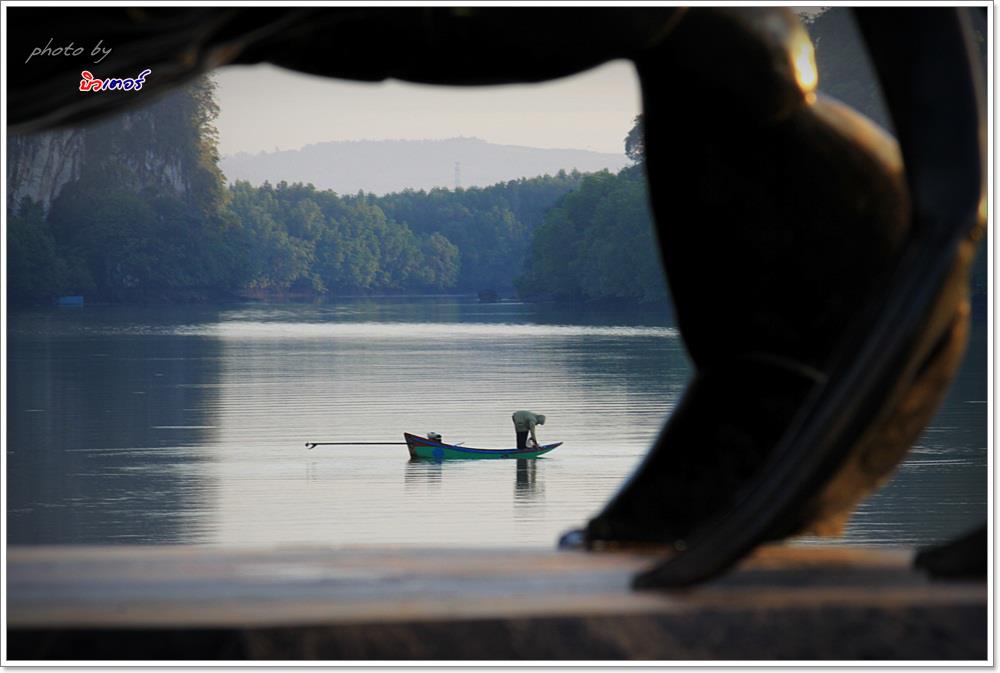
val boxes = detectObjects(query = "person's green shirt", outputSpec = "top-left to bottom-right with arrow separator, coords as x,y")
512,410 -> 546,443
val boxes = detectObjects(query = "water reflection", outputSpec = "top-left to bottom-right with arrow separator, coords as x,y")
404,459 -> 444,491
7,306 -> 226,544
6,298 -> 986,548
212,296 -> 676,331
514,459 -> 543,502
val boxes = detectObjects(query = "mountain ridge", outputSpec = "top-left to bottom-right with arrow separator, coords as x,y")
220,136 -> 630,195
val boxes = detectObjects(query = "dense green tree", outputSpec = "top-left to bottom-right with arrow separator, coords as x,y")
227,181 -> 315,290
375,171 -> 582,291
47,177 -> 159,300
516,166 -> 666,304
417,233 -> 460,289
624,115 -> 645,164
6,199 -> 70,302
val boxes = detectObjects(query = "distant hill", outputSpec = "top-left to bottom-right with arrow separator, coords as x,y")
220,137 -> 630,194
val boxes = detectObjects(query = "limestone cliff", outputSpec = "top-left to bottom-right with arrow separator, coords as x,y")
7,129 -> 86,213
6,80 -> 219,215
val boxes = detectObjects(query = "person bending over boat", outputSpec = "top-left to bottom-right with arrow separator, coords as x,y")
512,410 -> 546,449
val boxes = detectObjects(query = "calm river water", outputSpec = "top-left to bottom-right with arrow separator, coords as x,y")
6,298 -> 987,549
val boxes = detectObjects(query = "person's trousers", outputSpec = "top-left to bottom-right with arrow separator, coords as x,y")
516,431 -> 529,449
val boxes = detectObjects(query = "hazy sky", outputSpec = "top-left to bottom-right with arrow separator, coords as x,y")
212,60 -> 641,157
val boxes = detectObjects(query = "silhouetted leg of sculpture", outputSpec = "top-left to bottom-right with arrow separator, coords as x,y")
586,9 -> 904,546
915,524 -> 987,579
584,9 -> 985,575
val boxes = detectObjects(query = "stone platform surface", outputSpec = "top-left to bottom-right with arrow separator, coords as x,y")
5,544 -> 988,661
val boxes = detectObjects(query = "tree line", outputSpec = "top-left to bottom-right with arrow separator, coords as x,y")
516,116 -> 668,304
225,171 -> 583,296
8,80 -> 665,305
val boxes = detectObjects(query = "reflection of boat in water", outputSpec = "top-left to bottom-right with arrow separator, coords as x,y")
405,433 -> 561,461
403,458 -> 443,490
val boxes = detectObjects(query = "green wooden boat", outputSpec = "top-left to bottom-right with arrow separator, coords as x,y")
404,432 -> 561,460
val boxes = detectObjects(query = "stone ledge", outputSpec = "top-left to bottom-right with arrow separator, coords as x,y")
6,544 -> 987,661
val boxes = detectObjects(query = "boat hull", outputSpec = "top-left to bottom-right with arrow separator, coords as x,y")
404,433 -> 561,460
